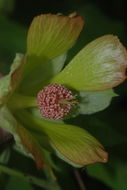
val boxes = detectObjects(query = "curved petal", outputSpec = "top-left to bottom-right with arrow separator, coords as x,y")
51,35 -> 127,91
20,53 -> 67,95
44,122 -> 108,167
18,111 -> 108,167
27,13 -> 84,60
78,89 -> 117,115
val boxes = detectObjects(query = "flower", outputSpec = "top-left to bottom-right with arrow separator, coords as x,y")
0,13 -> 127,169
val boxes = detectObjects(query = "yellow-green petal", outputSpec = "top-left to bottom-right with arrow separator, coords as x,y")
18,111 -> 108,167
27,13 -> 84,60
42,122 -> 108,167
51,35 -> 127,91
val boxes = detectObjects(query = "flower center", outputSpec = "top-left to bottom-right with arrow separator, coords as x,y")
37,84 -> 76,120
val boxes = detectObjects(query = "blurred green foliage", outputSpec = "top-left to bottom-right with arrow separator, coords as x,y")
0,14 -> 26,73
0,0 -> 14,13
0,0 -> 127,190
5,176 -> 34,190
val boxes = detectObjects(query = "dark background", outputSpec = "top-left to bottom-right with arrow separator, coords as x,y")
0,0 -> 127,190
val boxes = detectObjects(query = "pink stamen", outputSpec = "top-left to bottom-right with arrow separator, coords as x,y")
37,84 -> 75,120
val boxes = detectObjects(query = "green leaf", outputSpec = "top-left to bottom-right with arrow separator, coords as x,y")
78,89 -> 117,115
17,110 -> 108,167
51,35 -> 127,91
0,54 -> 24,106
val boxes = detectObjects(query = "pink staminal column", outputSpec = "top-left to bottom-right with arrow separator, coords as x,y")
37,84 -> 76,120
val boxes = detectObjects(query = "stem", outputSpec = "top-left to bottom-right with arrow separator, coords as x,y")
0,164 -> 53,189
74,169 -> 86,190
8,93 -> 37,111
43,168 -> 62,190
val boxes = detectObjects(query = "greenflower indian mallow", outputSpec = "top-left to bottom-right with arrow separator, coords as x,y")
0,13 -> 127,169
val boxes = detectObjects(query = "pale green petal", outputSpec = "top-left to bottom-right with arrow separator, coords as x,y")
51,35 -> 127,91
27,13 -> 84,60
78,89 -> 117,115
24,14 -> 84,80
20,53 -> 67,95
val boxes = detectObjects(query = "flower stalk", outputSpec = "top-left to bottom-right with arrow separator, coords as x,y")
0,164 -> 61,190
8,93 -> 37,111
